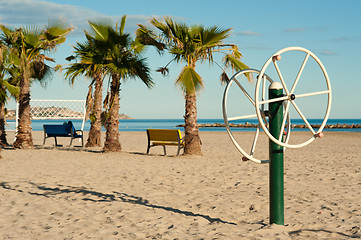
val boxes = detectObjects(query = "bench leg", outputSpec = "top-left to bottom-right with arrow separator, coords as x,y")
54,137 -> 58,146
163,145 -> 166,155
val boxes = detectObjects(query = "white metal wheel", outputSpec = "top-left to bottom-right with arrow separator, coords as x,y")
255,47 -> 332,148
223,69 -> 291,164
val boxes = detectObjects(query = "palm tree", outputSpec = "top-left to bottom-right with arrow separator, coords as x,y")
64,37 -> 105,147
0,45 -> 20,147
0,20 -> 72,149
85,16 -> 153,152
137,17 -> 249,155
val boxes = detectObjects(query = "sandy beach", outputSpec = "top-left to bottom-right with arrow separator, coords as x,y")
0,131 -> 360,239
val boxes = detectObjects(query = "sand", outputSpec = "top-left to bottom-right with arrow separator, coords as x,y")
0,131 -> 360,239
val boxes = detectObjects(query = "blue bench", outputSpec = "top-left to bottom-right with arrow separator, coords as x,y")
43,121 -> 83,147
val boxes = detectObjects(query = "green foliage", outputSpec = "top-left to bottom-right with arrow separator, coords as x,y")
0,42 -> 19,104
137,17 -> 250,94
0,20 -> 72,87
89,113 -> 96,123
64,15 -> 154,125
176,66 -> 203,94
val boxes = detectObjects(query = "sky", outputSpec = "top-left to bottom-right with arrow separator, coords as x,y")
0,0 -> 360,119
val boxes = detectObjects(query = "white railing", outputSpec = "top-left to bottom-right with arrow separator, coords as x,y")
6,99 -> 87,132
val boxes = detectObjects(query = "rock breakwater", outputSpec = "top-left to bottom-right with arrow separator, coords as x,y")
176,123 -> 361,129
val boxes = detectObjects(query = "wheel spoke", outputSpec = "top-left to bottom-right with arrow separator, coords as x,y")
290,53 -> 310,94
291,100 -> 316,135
278,100 -> 291,141
234,78 -> 255,106
228,114 -> 257,121
259,95 -> 289,105
250,126 -> 260,156
261,75 -> 266,112
273,60 -> 290,95
295,90 -> 330,99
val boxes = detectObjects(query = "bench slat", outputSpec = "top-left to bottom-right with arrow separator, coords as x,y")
147,129 -> 182,142
43,125 -> 70,135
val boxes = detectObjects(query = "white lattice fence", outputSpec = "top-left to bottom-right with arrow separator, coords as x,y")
6,100 -> 86,131
30,100 -> 85,120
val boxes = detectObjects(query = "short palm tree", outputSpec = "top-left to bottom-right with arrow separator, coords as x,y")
64,35 -> 105,147
137,17 -> 249,155
85,16 -> 153,152
0,21 -> 72,149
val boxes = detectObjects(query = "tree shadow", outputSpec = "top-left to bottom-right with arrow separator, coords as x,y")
34,145 -> 103,153
129,151 -> 181,158
288,228 -> 360,239
0,181 -> 236,225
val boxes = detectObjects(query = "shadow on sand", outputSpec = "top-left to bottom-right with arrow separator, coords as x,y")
0,181 -> 235,225
1,182 -> 359,238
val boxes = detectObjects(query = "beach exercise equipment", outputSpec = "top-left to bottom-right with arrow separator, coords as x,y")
255,47 -> 332,148
222,69 -> 291,163
222,47 -> 332,225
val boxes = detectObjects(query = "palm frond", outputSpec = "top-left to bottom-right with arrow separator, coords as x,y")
223,54 -> 249,71
0,79 -> 19,97
200,26 -> 231,47
119,15 -> 126,35
88,19 -> 111,41
175,66 -> 203,94
136,24 -> 165,51
220,72 -> 230,86
156,67 -> 169,75
65,55 -> 76,62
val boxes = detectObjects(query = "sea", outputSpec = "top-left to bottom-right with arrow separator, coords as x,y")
6,118 -> 361,132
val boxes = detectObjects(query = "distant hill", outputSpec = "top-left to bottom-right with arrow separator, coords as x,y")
119,113 -> 133,119
5,108 -> 133,120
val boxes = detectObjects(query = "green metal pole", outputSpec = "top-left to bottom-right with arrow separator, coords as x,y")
269,82 -> 284,225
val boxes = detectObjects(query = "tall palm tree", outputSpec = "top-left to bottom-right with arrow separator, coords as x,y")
0,45 -> 20,147
0,20 -> 72,149
64,37 -> 105,147
86,16 -> 153,152
137,17 -> 249,155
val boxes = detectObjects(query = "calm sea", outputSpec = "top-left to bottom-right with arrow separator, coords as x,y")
6,119 -> 361,132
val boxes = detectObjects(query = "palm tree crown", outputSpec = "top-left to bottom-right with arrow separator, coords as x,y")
137,17 -> 248,93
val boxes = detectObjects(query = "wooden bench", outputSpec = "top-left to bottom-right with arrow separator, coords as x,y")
146,129 -> 184,155
43,121 -> 83,147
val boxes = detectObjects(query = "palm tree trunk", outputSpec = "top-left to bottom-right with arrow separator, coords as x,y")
103,76 -> 121,152
85,73 -> 102,147
13,76 -> 33,149
183,92 -> 202,155
0,104 -> 8,146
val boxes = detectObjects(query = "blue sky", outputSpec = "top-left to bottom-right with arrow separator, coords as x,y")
0,0 -> 360,119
